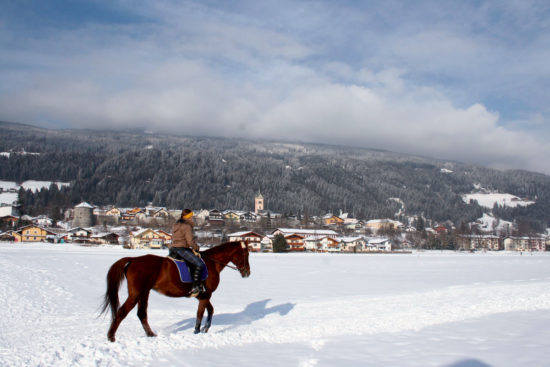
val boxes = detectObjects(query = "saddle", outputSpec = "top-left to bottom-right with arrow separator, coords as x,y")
168,256 -> 208,283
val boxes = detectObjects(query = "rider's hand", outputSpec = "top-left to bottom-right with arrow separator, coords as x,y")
192,248 -> 201,258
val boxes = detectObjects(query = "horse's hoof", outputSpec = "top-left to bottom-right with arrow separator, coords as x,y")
193,328 -> 200,334
146,332 -> 157,337
108,336 -> 116,342
201,326 -> 210,333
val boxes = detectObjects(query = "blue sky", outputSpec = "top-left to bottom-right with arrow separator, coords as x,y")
1,0 -> 550,173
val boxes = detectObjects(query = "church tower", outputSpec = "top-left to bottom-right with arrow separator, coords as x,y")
255,191 -> 264,214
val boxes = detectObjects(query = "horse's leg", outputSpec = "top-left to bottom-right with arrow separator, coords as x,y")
107,295 -> 138,342
194,299 -> 209,334
201,299 -> 214,333
137,290 -> 156,337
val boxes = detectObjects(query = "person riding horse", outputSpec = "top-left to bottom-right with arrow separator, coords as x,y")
169,209 -> 205,297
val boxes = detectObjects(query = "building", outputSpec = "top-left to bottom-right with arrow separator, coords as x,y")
67,227 -> 93,243
457,235 -> 501,251
272,228 -> 339,239
255,192 -> 264,214
72,202 -> 95,228
503,236 -> 546,252
285,233 -> 305,252
20,225 -> 58,242
323,214 -> 344,226
365,219 -> 402,233
365,237 -> 392,252
130,228 -> 166,248
228,231 -> 264,252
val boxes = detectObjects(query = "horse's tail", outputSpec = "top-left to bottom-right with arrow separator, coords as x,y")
99,257 -> 132,321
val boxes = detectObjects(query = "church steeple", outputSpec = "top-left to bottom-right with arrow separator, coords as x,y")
255,191 -> 264,213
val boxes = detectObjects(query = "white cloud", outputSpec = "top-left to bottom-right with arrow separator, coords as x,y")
1,0 -> 550,174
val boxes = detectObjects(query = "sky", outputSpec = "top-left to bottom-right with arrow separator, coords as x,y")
1,0 -> 550,174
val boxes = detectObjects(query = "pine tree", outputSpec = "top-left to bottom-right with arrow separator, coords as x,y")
272,234 -> 289,253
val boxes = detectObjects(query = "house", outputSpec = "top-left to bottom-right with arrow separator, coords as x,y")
457,235 -> 501,251
365,237 -> 392,252
260,236 -> 273,252
323,214 -> 344,226
67,227 -> 93,243
0,230 -> 18,241
33,215 -> 53,227
156,229 -> 173,245
343,218 -> 362,232
149,238 -> 164,249
272,228 -> 339,239
105,208 -> 122,218
285,233 -> 305,252
20,225 -> 57,242
228,231 -> 264,252
1,215 -> 19,227
130,228 -> 165,248
194,209 -> 210,224
143,206 -> 170,220
240,211 -> 259,223
207,210 -> 225,226
223,211 -> 242,221
339,236 -> 365,252
304,236 -> 322,252
319,236 -> 340,252
365,219 -> 402,233
504,236 -> 546,252
91,232 -> 120,245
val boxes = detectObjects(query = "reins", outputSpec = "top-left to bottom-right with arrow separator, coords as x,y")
201,254 -> 241,271
200,241 -> 248,272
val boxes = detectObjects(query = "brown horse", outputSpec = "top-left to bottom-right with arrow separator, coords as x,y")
100,241 -> 251,342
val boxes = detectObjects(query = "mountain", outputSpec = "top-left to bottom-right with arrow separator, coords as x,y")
1,121 -> 549,230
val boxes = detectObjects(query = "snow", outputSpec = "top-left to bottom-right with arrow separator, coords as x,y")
0,192 -> 18,205
441,168 -> 453,173
463,193 -> 535,208
20,180 -> 70,192
1,242 -> 550,366
475,213 -> 513,233
0,180 -> 71,205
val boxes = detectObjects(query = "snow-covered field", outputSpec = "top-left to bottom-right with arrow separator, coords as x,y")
1,243 -> 550,367
0,180 -> 70,205
462,193 -> 534,208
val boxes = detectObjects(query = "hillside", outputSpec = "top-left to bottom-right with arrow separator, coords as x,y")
1,121 -> 550,230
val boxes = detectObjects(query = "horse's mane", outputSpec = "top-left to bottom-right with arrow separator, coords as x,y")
202,241 -> 242,255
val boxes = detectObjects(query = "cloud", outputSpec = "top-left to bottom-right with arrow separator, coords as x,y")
1,0 -> 550,174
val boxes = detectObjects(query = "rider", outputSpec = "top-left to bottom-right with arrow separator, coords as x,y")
170,209 -> 205,297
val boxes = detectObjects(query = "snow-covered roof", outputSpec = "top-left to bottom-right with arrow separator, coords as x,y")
75,202 -> 95,209
228,231 -> 263,237
274,228 -> 338,236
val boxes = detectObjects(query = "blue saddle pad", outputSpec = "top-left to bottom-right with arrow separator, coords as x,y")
169,257 -> 208,283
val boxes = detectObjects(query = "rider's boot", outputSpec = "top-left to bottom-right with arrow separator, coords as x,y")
189,267 -> 204,297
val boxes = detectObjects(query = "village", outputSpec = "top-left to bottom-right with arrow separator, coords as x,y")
1,192 -> 549,253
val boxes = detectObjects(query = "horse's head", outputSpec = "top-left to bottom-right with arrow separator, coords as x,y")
232,241 -> 251,278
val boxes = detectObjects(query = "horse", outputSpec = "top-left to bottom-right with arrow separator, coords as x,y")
99,241 -> 251,342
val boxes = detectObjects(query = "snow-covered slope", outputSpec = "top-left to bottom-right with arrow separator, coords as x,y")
463,192 -> 535,208
1,243 -> 550,366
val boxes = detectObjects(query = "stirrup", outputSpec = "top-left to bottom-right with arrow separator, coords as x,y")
189,288 -> 200,297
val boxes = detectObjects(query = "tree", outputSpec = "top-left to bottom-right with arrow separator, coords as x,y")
272,234 -> 289,253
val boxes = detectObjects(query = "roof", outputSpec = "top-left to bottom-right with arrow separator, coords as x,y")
228,231 -> 263,237
75,202 -> 95,209
273,228 -> 338,236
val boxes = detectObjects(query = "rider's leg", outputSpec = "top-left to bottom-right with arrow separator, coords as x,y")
176,248 -> 205,295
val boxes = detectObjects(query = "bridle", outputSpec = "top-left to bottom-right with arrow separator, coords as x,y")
201,241 -> 249,272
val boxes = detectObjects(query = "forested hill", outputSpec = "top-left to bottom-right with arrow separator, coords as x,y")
2,121 -> 550,230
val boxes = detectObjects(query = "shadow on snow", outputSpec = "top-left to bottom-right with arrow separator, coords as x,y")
166,299 -> 295,334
